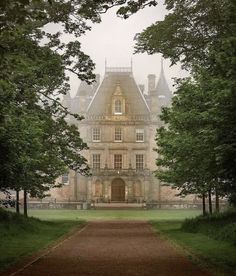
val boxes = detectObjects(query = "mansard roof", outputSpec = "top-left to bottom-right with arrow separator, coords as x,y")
76,81 -> 94,97
87,68 -> 150,115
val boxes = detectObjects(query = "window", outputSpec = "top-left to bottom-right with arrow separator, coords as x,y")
114,127 -> 122,142
62,173 -> 69,184
136,129 -> 144,142
114,99 -> 122,114
136,154 -> 144,170
92,154 -> 100,169
114,154 -> 122,169
92,128 -> 101,142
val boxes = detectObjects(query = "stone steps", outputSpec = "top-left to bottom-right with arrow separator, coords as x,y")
93,202 -> 144,209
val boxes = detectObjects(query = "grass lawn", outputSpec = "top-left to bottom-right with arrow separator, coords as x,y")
0,210 -> 84,271
152,220 -> 236,275
27,208 -> 201,221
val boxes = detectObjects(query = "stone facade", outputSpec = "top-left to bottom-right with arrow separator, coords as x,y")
50,63 -> 194,203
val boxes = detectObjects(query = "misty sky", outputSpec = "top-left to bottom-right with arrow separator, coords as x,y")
67,1 -> 187,97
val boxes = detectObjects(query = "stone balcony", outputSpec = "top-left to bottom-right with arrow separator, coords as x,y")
90,168 -> 151,177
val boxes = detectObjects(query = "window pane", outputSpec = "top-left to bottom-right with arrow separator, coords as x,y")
114,154 -> 122,169
62,173 -> 69,184
114,100 -> 122,114
114,127 -> 122,141
136,154 -> 144,170
92,128 -> 101,141
136,129 -> 144,142
93,154 -> 100,169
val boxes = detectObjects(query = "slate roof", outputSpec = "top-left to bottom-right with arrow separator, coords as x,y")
87,69 -> 150,115
155,61 -> 172,106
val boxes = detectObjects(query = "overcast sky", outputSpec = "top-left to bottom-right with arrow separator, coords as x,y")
67,1 -> 187,97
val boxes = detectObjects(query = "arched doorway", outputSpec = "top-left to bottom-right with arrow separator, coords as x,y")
111,178 -> 125,202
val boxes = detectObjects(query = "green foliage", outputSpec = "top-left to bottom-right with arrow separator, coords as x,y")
0,208 -> 83,271
0,0 -> 99,197
134,0 -> 236,201
182,210 -> 236,245
152,220 -> 236,274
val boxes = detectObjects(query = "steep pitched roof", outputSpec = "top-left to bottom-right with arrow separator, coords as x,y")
155,60 -> 172,106
87,70 -> 150,115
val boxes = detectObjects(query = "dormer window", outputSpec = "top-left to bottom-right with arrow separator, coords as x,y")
114,100 -> 122,114
112,83 -> 125,115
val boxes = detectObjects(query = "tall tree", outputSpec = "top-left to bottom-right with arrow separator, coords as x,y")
135,0 -> 236,204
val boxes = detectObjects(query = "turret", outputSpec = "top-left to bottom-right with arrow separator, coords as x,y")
149,59 -> 172,118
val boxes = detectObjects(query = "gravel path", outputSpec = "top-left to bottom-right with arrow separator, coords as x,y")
6,221 -> 210,276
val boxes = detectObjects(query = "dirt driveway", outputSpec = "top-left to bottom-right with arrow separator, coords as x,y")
6,221 -> 210,276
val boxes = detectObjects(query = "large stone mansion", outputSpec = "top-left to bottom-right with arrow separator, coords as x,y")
50,62 -> 192,204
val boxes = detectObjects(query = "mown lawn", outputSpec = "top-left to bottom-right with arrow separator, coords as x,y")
27,208 -> 201,221
0,209 -> 84,271
152,220 -> 236,275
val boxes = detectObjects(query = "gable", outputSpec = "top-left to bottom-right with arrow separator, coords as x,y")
87,72 -> 150,116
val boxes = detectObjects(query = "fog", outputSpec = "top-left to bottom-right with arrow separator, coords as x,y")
66,1 -> 188,96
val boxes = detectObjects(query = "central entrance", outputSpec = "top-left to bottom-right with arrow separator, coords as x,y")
111,178 -> 125,202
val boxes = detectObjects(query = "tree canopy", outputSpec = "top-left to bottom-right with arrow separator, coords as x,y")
135,0 -> 236,207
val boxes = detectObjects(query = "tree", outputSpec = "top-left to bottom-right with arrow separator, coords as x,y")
156,76 -> 223,215
135,0 -> 236,205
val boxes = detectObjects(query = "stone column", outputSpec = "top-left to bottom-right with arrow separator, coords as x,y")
87,179 -> 92,201
104,179 -> 110,202
127,180 -> 133,202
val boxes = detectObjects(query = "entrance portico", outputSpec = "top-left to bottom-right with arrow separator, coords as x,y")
111,178 -> 126,202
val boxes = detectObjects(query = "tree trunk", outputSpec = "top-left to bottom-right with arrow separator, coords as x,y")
16,190 -> 20,214
208,190 -> 212,215
215,189 -> 220,213
23,190 -> 28,217
202,193 -> 206,216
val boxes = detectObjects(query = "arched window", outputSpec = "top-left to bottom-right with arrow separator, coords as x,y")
114,99 -> 122,114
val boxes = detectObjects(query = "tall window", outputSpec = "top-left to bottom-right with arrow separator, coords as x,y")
114,154 -> 122,169
114,127 -> 122,142
136,154 -> 144,170
92,128 -> 101,142
92,154 -> 101,169
114,99 -> 122,114
62,173 -> 69,184
136,129 -> 144,142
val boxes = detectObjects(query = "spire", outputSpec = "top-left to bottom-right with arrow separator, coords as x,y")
156,59 -> 171,95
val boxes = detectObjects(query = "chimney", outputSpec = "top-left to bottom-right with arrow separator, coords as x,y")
148,74 -> 156,92
138,84 -> 145,94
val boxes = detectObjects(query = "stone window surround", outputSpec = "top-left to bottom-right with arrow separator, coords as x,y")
92,127 -> 101,142
61,173 -> 69,185
136,154 -> 144,170
114,99 -> 122,114
92,154 -> 101,169
136,128 -> 144,142
114,127 -> 122,142
114,154 -> 122,169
